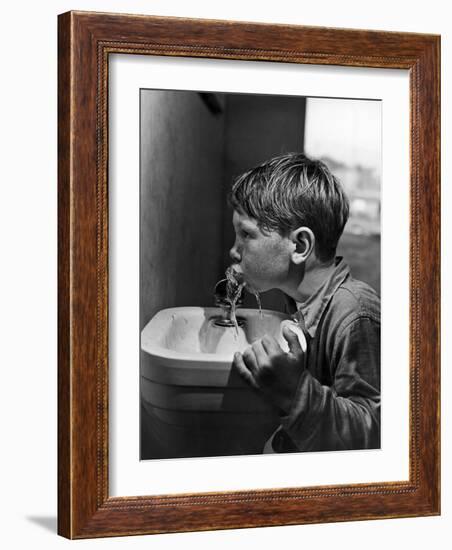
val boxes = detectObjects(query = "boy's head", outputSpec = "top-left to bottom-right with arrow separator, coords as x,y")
230,152 -> 349,263
229,153 -> 349,293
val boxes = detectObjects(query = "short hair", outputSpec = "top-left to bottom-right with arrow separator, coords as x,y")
229,152 -> 350,262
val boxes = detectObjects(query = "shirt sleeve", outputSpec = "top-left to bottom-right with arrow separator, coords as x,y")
279,316 -> 381,451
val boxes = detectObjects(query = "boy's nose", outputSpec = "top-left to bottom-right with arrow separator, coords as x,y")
229,244 -> 241,262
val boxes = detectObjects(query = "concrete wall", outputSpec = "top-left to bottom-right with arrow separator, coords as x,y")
140,90 -> 225,329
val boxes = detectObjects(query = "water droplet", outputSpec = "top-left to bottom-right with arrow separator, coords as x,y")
251,289 -> 263,320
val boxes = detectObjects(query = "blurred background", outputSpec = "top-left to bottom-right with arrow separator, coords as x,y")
140,90 -> 381,330
305,97 -> 381,294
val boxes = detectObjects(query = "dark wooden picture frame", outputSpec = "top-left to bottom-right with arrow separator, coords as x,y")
58,11 -> 440,539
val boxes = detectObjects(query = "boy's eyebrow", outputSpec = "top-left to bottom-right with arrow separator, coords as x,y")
237,219 -> 258,230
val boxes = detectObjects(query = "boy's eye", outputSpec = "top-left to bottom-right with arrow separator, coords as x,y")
241,230 -> 251,239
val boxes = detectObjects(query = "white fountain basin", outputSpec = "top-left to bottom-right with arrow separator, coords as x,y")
140,306 -> 291,458
141,306 -> 291,386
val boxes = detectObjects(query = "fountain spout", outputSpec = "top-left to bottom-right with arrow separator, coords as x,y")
213,276 -> 245,328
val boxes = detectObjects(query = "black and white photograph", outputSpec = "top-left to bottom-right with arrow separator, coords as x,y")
140,90 -> 381,460
1,0 -> 446,546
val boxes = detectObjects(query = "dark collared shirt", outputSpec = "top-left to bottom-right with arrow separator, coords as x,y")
271,257 -> 381,453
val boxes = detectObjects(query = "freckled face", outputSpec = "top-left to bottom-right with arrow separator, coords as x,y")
229,210 -> 293,293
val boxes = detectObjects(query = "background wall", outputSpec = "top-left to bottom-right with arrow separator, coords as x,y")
140,89 -> 225,328
0,1 -> 449,549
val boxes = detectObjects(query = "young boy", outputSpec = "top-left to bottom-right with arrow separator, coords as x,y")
230,153 -> 380,453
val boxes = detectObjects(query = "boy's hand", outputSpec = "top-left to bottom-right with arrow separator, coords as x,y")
233,326 -> 306,415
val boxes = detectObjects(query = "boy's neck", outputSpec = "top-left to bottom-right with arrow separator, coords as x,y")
286,257 -> 337,303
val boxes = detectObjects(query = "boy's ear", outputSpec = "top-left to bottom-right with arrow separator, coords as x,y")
290,227 -> 315,264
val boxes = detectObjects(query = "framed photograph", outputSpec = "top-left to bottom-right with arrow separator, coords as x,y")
58,11 -> 440,538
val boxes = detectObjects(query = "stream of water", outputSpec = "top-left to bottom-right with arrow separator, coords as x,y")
225,266 -> 263,335
225,266 -> 245,336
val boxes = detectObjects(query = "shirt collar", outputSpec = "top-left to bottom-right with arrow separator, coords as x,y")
285,257 -> 350,338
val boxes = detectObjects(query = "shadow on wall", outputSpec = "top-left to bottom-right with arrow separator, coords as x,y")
25,516 -> 57,534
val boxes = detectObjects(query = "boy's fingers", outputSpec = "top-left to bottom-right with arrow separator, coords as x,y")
233,352 -> 259,390
282,325 -> 305,356
242,346 -> 259,374
251,339 -> 269,366
261,335 -> 282,355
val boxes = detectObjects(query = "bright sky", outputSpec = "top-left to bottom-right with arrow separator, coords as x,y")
304,97 -> 382,171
